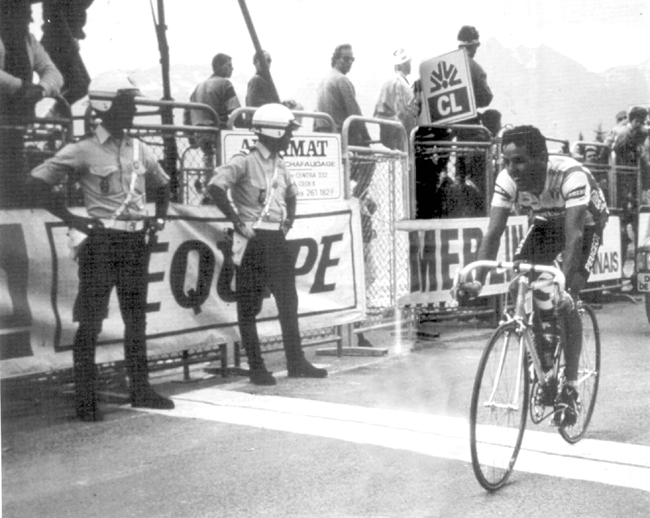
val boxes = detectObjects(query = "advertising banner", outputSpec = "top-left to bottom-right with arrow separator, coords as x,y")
396,216 -> 528,305
0,201 -> 365,379
418,49 -> 477,125
396,215 -> 622,305
588,216 -> 622,283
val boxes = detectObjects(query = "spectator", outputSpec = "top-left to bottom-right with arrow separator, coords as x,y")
642,132 -> 650,201
601,106 -> 649,166
615,110 -> 628,126
373,48 -> 417,150
315,43 -> 375,347
583,145 -> 598,163
457,25 -> 493,111
188,53 -> 241,168
0,0 -> 63,116
436,170 -> 483,219
453,26 -> 494,216
480,108 -> 502,137
0,0 -> 64,208
314,43 -> 371,146
40,0 -> 94,117
29,73 -> 175,421
207,104 -> 327,385
246,50 -> 278,109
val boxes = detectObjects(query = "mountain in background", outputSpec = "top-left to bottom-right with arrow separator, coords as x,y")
480,39 -> 649,142
129,38 -> 649,145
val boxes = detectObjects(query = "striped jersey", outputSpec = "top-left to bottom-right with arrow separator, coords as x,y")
491,155 -> 609,227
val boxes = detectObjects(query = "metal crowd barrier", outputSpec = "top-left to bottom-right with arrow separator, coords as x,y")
398,122 -> 504,330
337,116 -> 411,350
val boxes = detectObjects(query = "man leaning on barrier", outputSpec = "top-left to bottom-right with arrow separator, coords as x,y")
187,53 -> 241,168
0,0 -> 64,208
29,73 -> 175,421
206,103 -> 327,386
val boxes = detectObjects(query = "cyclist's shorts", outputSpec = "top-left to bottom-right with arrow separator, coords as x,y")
514,220 -> 600,278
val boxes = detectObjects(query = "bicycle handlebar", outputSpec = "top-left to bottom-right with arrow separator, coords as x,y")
452,260 -> 566,294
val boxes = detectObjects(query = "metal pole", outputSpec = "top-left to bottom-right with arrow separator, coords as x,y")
152,0 -> 181,201
237,0 -> 280,103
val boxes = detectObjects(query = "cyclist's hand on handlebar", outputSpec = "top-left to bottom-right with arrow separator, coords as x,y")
555,291 -> 575,313
456,281 -> 483,303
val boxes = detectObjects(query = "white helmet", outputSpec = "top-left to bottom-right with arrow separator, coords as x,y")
88,72 -> 143,112
252,103 -> 300,138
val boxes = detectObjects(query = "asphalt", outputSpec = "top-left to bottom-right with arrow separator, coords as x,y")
3,300 -> 650,518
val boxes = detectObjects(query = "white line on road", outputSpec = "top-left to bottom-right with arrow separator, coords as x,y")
139,387 -> 650,492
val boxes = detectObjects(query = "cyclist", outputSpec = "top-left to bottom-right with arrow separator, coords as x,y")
463,125 -> 608,426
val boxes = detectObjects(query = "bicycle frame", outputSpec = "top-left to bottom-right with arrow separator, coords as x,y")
507,272 -> 560,395
453,260 -> 566,401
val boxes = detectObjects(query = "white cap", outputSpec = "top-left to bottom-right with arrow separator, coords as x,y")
392,48 -> 411,66
88,72 -> 143,112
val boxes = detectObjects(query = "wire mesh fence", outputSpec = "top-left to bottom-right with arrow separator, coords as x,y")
345,147 -> 410,334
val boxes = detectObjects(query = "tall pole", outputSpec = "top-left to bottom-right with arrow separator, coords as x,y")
152,0 -> 180,201
237,0 -> 280,103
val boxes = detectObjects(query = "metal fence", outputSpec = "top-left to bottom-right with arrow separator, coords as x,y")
339,116 -> 411,342
404,123 -> 504,327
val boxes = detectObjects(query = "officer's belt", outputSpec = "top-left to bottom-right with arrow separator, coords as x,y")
99,219 -> 146,232
252,221 -> 282,231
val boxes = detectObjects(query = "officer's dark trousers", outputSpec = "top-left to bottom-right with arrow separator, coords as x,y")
73,229 -> 151,413
236,229 -> 303,372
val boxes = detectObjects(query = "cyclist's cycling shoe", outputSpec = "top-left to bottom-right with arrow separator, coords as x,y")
553,385 -> 580,427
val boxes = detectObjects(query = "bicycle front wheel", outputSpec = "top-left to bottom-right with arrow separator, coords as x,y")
470,322 -> 529,491
559,302 -> 601,443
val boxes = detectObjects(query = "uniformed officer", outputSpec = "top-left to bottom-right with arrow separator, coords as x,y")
29,74 -> 174,421
207,103 -> 328,385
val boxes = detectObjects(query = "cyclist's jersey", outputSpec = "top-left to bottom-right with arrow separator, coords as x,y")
491,155 -> 609,228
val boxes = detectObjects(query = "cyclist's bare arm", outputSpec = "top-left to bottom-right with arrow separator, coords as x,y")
476,206 -> 510,284
563,205 -> 587,294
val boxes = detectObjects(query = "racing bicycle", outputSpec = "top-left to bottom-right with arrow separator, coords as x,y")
452,260 -> 601,491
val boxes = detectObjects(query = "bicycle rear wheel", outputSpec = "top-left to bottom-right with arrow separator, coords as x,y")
470,322 -> 529,491
559,302 -> 601,443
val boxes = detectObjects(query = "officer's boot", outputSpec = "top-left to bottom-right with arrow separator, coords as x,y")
283,333 -> 327,379
237,304 -> 277,385
239,320 -> 276,385
125,338 -> 174,410
278,304 -> 327,379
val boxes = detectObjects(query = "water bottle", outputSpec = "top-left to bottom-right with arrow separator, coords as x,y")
539,318 -> 559,371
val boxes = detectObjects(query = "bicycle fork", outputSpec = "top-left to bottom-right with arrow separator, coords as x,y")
486,327 -> 527,412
